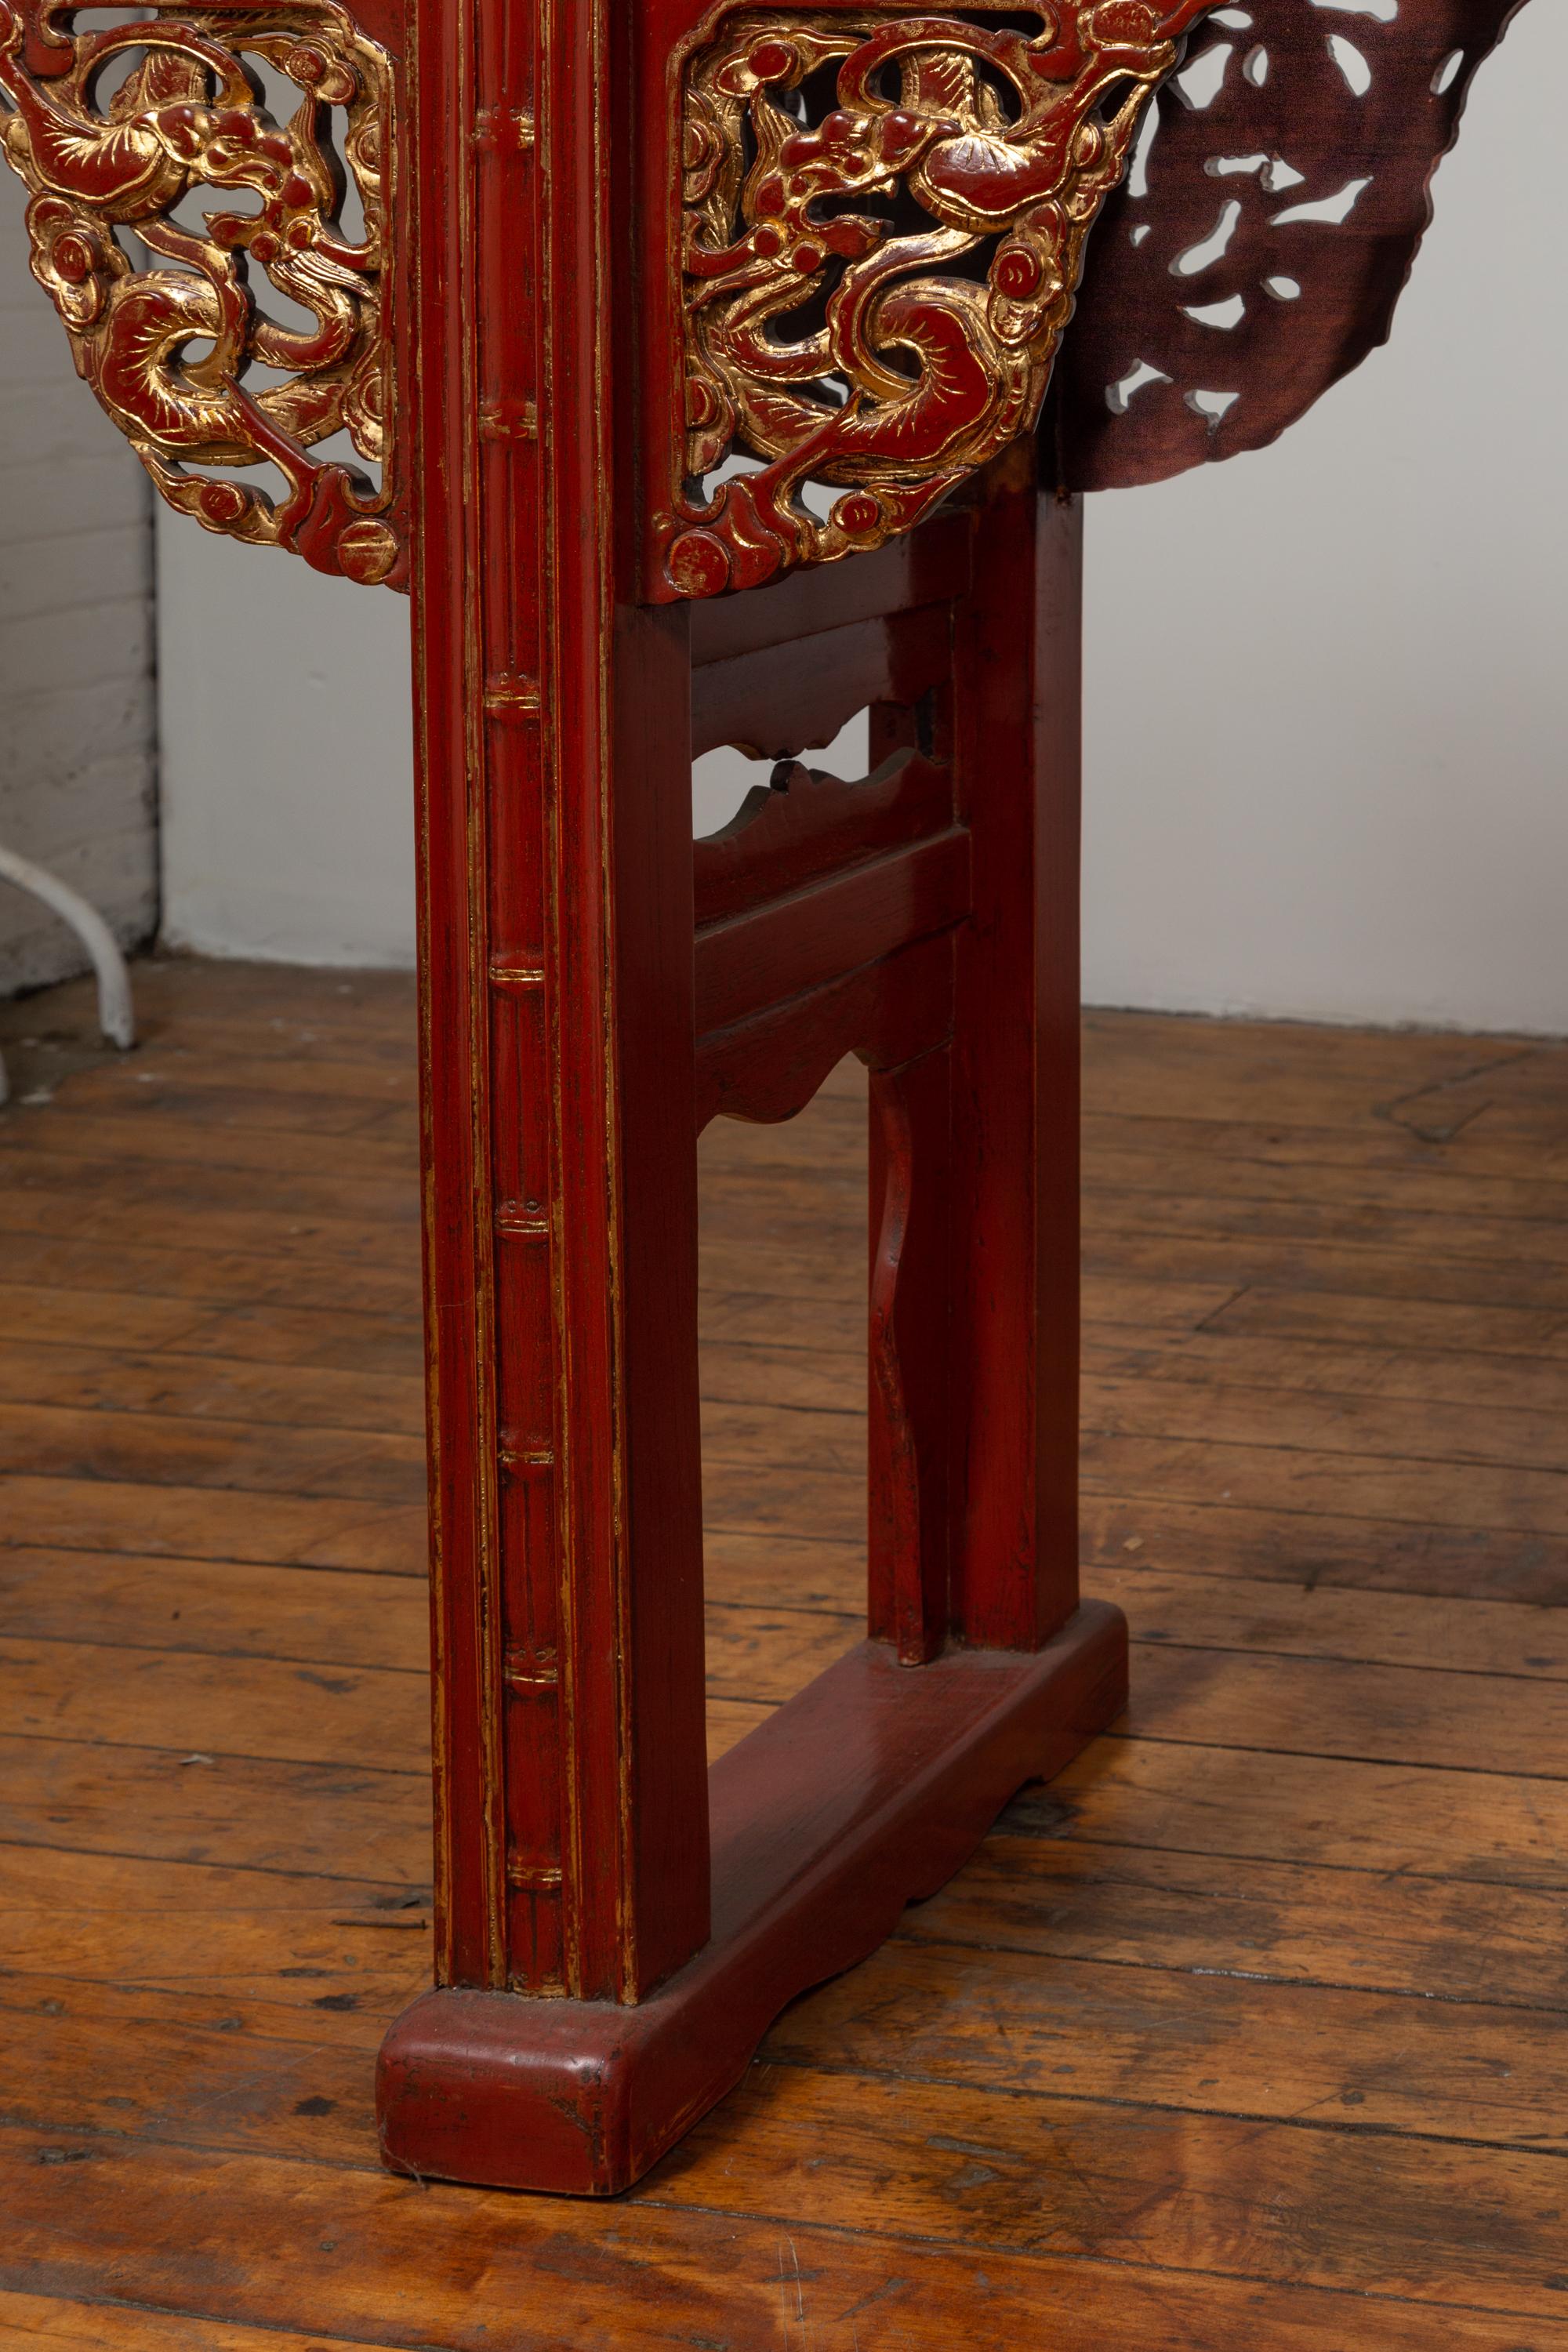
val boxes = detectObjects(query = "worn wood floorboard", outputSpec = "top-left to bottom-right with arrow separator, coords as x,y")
1,959 -> 1565,2349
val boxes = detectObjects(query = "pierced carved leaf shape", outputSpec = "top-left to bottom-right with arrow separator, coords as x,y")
1054,0 -> 1529,488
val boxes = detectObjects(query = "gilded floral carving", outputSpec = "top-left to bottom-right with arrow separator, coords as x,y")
0,1 -> 403,585
661,2 -> 1213,596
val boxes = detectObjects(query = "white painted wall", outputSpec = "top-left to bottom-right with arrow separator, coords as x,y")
155,0 -> 1564,1026
157,525 -> 416,967
0,204 -> 156,995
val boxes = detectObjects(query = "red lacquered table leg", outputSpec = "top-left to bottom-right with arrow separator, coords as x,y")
385,0 -> 709,2011
376,0 -> 1124,2198
950,469 -> 1089,1654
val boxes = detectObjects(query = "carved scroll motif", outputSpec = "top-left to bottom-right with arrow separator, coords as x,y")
661,0 -> 1214,597
0,1 -> 404,586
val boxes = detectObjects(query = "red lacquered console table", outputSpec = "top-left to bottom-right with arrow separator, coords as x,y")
0,0 -> 1524,2195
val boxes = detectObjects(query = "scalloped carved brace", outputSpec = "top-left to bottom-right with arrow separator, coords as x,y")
659,0 -> 1214,598
0,0 -> 404,588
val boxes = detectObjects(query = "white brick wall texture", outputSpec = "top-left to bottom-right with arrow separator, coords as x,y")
0,197 -> 157,995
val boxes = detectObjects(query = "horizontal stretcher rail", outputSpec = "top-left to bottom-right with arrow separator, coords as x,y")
691,604 -> 954,762
687,513 -> 974,667
693,829 -> 972,1039
694,751 -> 953,927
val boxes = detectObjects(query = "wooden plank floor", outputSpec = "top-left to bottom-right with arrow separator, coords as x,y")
2,956 -> 1566,2350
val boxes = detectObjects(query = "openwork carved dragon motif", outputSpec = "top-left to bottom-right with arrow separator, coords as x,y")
0,0 -> 403,586
661,0 -> 1214,597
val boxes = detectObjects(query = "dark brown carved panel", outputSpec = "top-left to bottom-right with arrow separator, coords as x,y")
1055,0 -> 1528,489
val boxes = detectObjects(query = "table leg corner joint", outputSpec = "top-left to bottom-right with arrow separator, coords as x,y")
376,1599 -> 1127,2198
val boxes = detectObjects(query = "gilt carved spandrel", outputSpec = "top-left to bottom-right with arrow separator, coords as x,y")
659,0 -> 1215,597
0,0 -> 404,586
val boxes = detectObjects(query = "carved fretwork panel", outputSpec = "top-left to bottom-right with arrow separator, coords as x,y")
1054,0 -> 1526,488
0,0 -> 405,586
658,0 -> 1215,597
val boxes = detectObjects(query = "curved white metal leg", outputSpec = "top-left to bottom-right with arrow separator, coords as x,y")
0,844 -> 137,1107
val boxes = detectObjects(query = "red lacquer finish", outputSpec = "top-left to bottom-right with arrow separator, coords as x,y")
0,0 -> 1531,2211
379,1604 -> 1127,2196
403,0 -> 709,2013
379,0 -> 1123,2196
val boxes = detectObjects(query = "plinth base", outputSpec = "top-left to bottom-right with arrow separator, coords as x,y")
376,1600 -> 1126,2196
